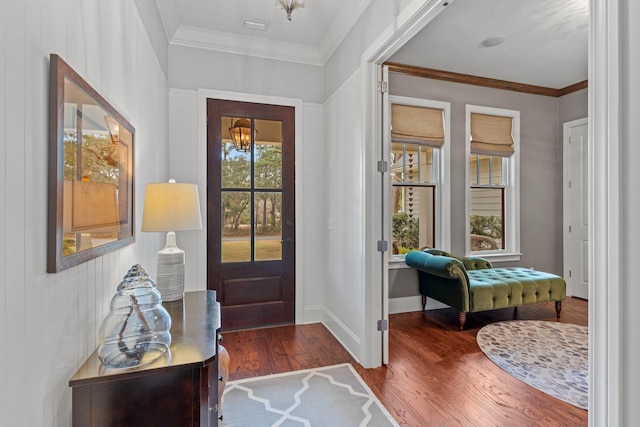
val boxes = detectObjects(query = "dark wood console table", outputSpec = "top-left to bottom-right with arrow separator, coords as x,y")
69,291 -> 221,427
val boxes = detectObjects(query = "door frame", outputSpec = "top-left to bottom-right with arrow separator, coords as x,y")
360,0 -> 454,368
364,0 -> 622,423
197,89 -> 305,324
562,117 -> 588,298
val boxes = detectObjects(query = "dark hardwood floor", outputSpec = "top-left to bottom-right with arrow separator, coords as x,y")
222,297 -> 588,426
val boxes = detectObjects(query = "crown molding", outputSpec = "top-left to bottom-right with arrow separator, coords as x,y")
171,25 -> 323,66
557,80 -> 589,96
385,62 -> 588,97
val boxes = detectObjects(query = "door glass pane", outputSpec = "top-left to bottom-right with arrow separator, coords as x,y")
221,191 -> 251,262
391,185 -> 435,254
254,119 -> 282,190
390,143 -> 434,183
221,116 -> 251,189
254,192 -> 282,261
470,187 -> 504,251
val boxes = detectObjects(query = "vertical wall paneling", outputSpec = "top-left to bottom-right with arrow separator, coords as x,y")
622,1 -> 640,422
0,0 -> 7,401
77,261 -> 89,361
24,0 -> 45,425
0,0 -> 171,425
85,260 -> 96,358
321,69 -> 365,358
4,0 -> 27,424
300,104 -> 325,322
168,90 -> 199,291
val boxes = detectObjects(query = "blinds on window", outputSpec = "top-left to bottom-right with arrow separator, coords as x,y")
470,113 -> 514,156
391,104 -> 445,147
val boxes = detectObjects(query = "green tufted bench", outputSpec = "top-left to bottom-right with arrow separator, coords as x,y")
404,249 -> 566,329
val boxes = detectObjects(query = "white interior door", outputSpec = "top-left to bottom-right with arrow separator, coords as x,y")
563,118 -> 589,299
381,65 -> 390,364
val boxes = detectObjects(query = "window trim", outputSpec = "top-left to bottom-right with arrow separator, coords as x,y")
465,104 -> 520,261
389,96 -> 451,263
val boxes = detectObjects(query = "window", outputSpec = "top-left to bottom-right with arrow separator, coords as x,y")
466,106 -> 520,260
389,97 -> 450,257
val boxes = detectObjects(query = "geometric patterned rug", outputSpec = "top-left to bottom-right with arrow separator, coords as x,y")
220,363 -> 399,426
476,320 -> 588,410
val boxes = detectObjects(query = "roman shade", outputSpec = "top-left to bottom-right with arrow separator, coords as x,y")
470,113 -> 514,156
391,104 -> 445,147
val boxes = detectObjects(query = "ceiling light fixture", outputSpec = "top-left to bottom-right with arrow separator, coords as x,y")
481,35 -> 507,48
276,0 -> 305,22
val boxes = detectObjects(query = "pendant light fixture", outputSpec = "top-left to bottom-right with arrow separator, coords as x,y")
229,118 -> 257,153
276,0 -> 305,22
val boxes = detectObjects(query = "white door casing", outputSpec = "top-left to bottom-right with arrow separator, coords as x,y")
381,65 -> 390,365
563,118 -> 589,299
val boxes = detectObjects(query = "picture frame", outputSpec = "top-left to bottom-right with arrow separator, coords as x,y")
47,54 -> 135,273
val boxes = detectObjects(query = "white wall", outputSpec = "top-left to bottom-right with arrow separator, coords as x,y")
167,80 -> 326,325
321,69 -> 366,356
169,46 -> 325,104
166,44 -> 327,318
0,0 -> 170,425
324,0 -> 415,98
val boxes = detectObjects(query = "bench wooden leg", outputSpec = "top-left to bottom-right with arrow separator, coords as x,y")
556,301 -> 562,318
422,295 -> 427,312
458,311 -> 467,330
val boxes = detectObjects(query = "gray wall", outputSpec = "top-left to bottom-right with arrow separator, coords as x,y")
559,88 -> 588,123
388,73 -> 587,301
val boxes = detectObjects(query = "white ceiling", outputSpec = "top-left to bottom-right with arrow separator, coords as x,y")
155,0 -> 588,89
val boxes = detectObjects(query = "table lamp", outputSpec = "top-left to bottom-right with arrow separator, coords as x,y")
141,179 -> 202,302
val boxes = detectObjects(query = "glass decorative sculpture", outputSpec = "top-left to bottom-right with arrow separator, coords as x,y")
98,264 -> 172,368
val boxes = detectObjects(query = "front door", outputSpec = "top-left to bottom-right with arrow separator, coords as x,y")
207,99 -> 295,329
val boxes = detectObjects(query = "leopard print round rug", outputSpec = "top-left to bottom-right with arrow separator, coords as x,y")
476,320 -> 588,410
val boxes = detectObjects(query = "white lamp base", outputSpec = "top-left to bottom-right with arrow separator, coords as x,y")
155,231 -> 185,302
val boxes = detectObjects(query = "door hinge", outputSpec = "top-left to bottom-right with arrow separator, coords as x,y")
377,240 -> 388,252
377,319 -> 388,332
569,270 -> 572,278
377,81 -> 388,93
569,225 -> 572,233
377,160 -> 388,173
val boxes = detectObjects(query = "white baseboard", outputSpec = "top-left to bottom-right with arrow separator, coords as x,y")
301,306 -> 361,363
302,305 -> 325,324
301,299 -> 450,364
389,295 -> 449,314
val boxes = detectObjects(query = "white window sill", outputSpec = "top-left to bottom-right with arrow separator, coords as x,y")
389,252 -> 522,269
471,251 -> 522,263
388,256 -> 412,269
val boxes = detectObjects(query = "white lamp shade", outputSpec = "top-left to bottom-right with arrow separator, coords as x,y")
141,182 -> 202,232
